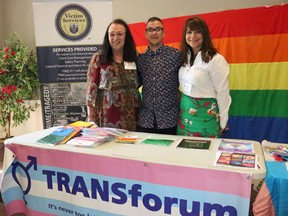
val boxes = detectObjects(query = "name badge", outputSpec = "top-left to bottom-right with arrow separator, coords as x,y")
183,83 -> 192,95
124,61 -> 137,70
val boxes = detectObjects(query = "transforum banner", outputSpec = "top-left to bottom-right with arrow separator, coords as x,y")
1,144 -> 251,216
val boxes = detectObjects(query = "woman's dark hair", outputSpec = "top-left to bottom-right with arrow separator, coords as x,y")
100,19 -> 137,64
180,16 -> 217,65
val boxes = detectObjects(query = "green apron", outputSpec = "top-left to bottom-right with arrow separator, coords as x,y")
177,93 -> 220,138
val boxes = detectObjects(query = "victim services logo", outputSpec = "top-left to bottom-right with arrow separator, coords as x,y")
55,4 -> 92,41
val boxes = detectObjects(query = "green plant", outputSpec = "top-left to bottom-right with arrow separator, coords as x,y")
0,32 -> 39,138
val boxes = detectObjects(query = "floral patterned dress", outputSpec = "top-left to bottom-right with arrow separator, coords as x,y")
86,52 -> 140,131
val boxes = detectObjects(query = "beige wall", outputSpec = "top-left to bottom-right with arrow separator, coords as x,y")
113,0 -> 286,23
0,0 -> 4,48
1,0 -> 35,50
0,0 -> 286,49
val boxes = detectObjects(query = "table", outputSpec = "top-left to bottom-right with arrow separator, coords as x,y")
253,140 -> 288,216
1,128 -> 266,216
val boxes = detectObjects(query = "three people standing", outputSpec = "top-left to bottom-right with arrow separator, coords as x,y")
86,16 -> 231,138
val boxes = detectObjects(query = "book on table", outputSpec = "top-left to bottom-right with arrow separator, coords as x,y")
36,121 -> 96,145
36,126 -> 76,145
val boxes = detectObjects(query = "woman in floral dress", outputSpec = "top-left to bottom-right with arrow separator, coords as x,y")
86,19 -> 140,131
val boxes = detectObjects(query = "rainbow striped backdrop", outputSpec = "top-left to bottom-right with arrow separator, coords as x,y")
129,4 -> 288,143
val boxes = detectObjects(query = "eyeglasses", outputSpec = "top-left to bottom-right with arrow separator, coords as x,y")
146,27 -> 164,34
108,32 -> 126,38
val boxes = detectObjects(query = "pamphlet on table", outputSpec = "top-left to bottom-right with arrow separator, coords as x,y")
177,139 -> 211,150
218,139 -> 254,153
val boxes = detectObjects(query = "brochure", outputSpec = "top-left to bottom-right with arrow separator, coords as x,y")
261,140 -> 288,162
263,144 -> 288,155
82,127 -> 128,137
177,139 -> 211,150
218,139 -> 254,153
59,126 -> 82,144
65,135 -> 113,147
140,138 -> 174,146
273,152 -> 288,162
36,126 -> 76,145
115,136 -> 138,144
216,152 -> 256,168
68,121 -> 96,128
65,127 -> 127,147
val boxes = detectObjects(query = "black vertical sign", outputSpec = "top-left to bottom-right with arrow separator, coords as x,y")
37,45 -> 101,128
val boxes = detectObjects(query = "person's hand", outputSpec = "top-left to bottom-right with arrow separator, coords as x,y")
87,105 -> 96,122
87,115 -> 95,122
220,126 -> 229,135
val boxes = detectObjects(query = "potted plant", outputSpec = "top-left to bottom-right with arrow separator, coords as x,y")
0,32 -> 39,140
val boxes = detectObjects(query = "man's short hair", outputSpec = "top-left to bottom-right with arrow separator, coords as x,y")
146,17 -> 163,24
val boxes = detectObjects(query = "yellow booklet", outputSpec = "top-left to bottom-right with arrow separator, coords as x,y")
68,121 -> 96,128
60,121 -> 96,144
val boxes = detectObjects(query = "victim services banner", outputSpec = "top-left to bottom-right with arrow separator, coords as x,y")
129,4 -> 288,143
32,0 -> 112,128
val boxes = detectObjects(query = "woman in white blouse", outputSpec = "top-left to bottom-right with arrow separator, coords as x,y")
177,16 -> 231,138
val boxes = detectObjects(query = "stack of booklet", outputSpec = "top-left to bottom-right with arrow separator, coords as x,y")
262,140 -> 288,162
37,121 -> 127,146
36,121 -> 128,147
66,127 -> 127,147
36,121 -> 95,146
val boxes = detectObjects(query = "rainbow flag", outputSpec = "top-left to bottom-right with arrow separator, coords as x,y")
130,4 -> 288,143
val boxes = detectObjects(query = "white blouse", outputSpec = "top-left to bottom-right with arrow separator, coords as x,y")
179,51 -> 232,129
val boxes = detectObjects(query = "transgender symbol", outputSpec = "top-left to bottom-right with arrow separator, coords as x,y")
12,156 -> 38,195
